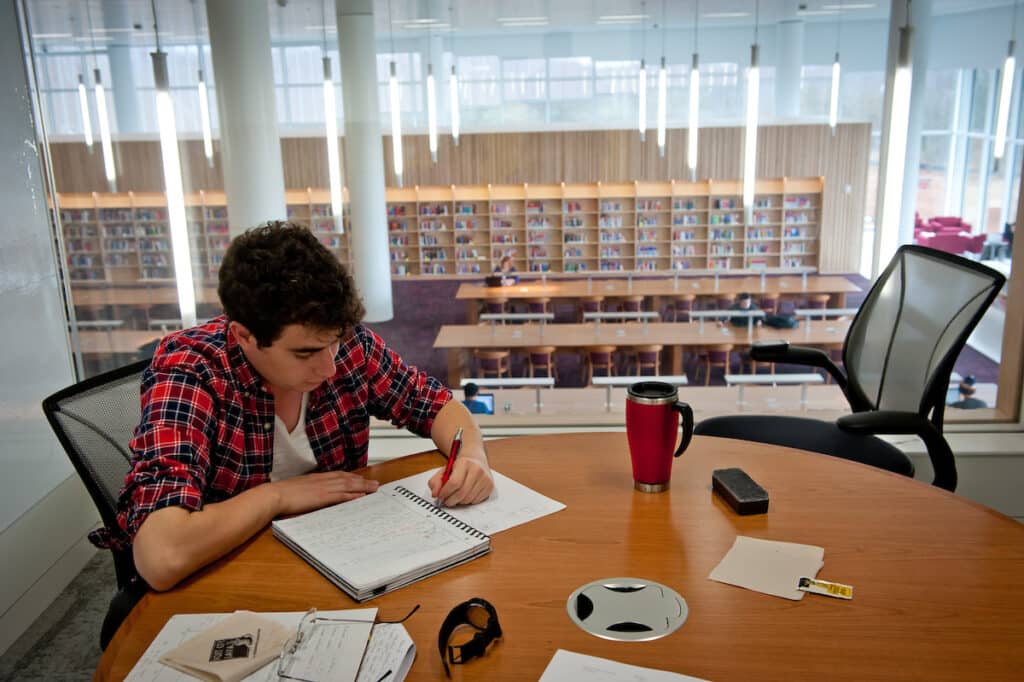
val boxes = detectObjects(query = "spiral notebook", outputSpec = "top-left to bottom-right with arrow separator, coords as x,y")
272,486 -> 490,602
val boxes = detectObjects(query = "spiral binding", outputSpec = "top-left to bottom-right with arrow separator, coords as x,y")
395,486 -> 489,540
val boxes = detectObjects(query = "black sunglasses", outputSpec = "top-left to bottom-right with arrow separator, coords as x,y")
437,598 -> 502,677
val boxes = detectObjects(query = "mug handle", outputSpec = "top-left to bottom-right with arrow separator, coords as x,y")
672,401 -> 694,457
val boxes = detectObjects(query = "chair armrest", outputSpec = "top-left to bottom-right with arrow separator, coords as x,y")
837,411 -> 956,491
750,341 -> 847,390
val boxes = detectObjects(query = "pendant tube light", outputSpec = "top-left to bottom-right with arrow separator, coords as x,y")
688,1 -> 700,181
657,57 -> 667,156
743,2 -> 761,221
427,64 -> 438,162
150,0 -> 196,329
78,74 -> 94,148
387,0 -> 403,185
657,0 -> 667,157
319,2 -> 343,230
829,1 -> 842,134
450,65 -> 461,145
323,57 -> 344,230
197,73 -> 214,163
878,23 -> 913,268
93,69 -> 117,188
638,59 -> 648,141
84,1 -> 116,188
192,0 -> 213,165
829,53 -> 841,132
389,61 -> 404,186
638,0 -> 648,142
449,3 -> 460,146
994,2 -> 1017,160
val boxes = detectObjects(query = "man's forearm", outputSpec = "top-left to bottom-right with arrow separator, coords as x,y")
431,399 -> 487,464
133,483 -> 281,591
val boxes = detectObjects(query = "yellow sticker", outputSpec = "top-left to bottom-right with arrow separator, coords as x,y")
797,577 -> 853,600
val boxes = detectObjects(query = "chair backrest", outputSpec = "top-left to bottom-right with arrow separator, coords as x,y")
42,359 -> 149,586
843,245 -> 1005,419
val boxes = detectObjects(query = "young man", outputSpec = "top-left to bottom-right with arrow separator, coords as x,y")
723,292 -> 762,328
91,222 -> 494,591
462,382 -> 490,414
949,375 -> 987,409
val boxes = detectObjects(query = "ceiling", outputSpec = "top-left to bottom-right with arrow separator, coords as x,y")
23,0 -> 1017,49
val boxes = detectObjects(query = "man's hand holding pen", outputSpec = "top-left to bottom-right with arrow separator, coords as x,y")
429,428 -> 494,507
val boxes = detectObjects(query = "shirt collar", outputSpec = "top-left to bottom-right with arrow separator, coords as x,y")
222,318 -> 271,396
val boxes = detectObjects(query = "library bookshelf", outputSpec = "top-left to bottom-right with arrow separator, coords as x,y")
57,177 -> 822,283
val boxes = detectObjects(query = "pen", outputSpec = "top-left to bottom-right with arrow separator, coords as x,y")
436,427 -> 463,506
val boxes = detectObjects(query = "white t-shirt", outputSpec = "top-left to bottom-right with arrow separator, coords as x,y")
270,392 -> 318,482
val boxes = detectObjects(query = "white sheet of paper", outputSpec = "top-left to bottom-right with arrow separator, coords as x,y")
709,536 -> 825,600
379,468 -> 565,535
125,609 -> 414,682
538,650 -> 711,682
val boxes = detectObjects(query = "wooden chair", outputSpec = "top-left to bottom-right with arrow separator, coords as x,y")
670,293 -> 697,322
699,343 -> 735,386
584,345 -> 617,385
759,293 -> 780,315
473,349 -> 511,378
481,297 -> 508,320
633,344 -> 663,376
714,293 -> 736,310
525,346 -> 558,381
578,295 -> 604,322
617,294 -> 645,313
525,297 -> 551,315
806,293 -> 831,309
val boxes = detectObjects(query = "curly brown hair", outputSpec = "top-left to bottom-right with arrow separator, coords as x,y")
217,221 -> 365,347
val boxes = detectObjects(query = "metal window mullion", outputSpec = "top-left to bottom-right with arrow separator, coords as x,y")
976,68 -> 999,232
999,69 -> 1024,230
951,69 -> 975,218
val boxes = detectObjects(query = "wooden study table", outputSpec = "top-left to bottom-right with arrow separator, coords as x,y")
456,275 -> 861,321
96,433 -> 1024,681
434,319 -> 851,385
71,284 -> 220,308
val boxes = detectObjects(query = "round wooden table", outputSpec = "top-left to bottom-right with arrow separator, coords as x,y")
97,433 -> 1024,681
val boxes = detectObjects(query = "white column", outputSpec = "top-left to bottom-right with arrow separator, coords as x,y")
337,0 -> 394,322
873,0 -> 931,276
897,0 -> 932,251
205,0 -> 286,236
101,0 -> 142,133
775,20 -> 804,120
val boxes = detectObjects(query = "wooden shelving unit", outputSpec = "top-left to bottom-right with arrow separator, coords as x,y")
57,177 -> 823,284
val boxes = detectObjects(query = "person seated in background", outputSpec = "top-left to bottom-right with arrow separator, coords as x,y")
949,375 -> 987,409
722,292 -> 762,328
462,382 -> 489,414
93,221 -> 494,592
494,255 -> 519,285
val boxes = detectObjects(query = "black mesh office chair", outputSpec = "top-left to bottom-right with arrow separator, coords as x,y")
694,246 -> 1005,492
42,359 -> 150,650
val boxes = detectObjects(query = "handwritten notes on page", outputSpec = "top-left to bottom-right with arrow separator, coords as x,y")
539,650 -> 710,681
380,468 -> 566,535
125,609 -> 415,682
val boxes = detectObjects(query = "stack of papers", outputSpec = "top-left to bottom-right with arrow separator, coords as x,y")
125,609 -> 415,682
709,536 -> 825,600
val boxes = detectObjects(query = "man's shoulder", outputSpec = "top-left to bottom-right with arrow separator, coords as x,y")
149,319 -> 232,379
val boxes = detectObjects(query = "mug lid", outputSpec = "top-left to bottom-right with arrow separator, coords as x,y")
627,381 -> 678,403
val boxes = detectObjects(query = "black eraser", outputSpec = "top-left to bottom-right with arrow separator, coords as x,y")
712,468 -> 769,515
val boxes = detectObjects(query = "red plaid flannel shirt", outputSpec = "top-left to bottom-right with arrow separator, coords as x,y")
90,316 -> 452,551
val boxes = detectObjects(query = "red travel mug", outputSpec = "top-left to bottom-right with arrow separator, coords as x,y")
625,381 -> 694,492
